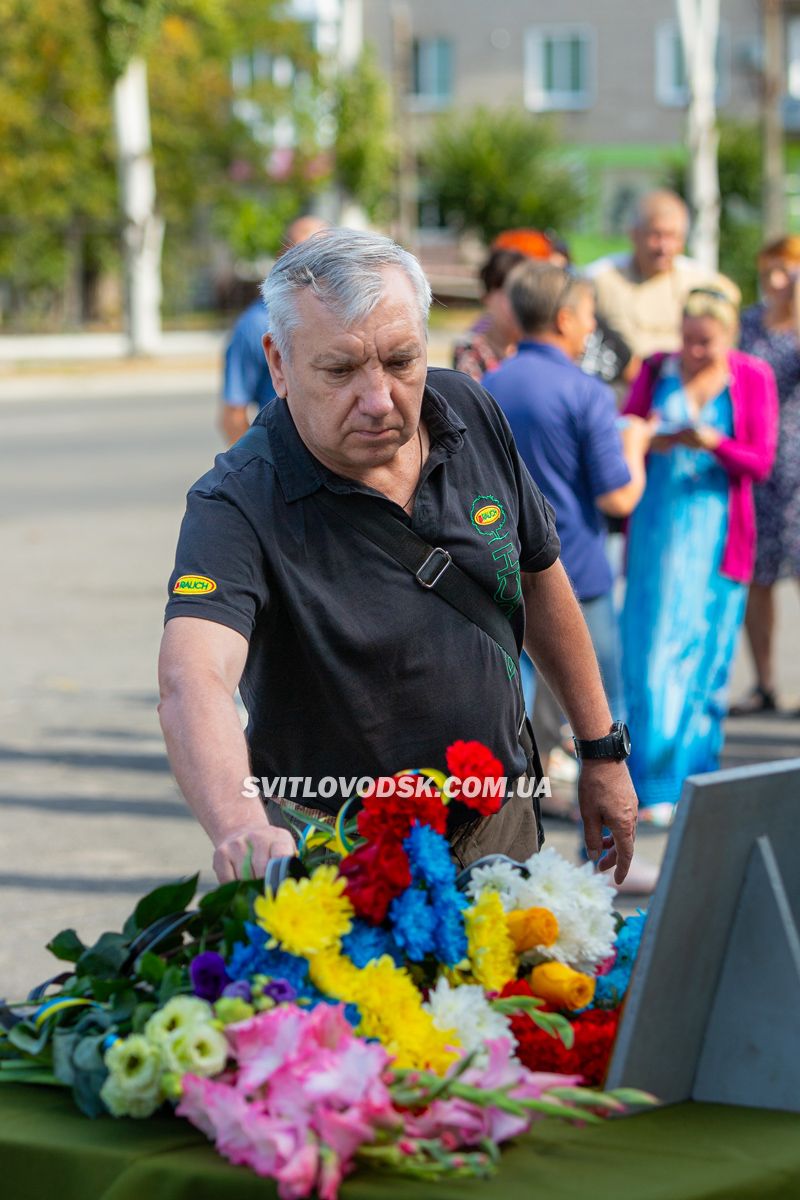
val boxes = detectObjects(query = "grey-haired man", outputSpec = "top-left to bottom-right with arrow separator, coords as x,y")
158,229 -> 639,885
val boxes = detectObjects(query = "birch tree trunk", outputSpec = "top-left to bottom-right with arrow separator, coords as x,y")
112,57 -> 163,355
677,0 -> 720,271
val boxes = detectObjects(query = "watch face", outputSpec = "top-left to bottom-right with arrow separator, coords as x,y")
620,722 -> 632,757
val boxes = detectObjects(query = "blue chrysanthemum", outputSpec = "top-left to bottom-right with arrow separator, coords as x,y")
389,887 -> 436,960
404,822 -> 457,890
593,912 -> 646,1008
431,884 -> 468,965
228,923 -> 314,996
342,920 -> 403,968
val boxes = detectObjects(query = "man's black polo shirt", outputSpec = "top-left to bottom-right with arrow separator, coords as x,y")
165,368 -> 560,812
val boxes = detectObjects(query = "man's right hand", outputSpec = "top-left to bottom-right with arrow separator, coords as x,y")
212,823 -> 297,884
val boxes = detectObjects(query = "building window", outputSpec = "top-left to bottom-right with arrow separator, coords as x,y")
524,27 -> 594,112
655,21 -> 729,107
411,37 -> 453,106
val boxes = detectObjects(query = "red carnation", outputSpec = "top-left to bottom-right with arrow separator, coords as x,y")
445,740 -> 505,814
501,980 -> 621,1087
356,778 -> 448,843
338,834 -> 411,925
570,1008 -> 621,1087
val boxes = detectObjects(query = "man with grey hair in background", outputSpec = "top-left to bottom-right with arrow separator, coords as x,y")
159,228 -> 639,888
586,189 -> 738,385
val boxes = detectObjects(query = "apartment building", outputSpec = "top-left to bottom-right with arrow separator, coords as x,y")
362,0 -> 800,236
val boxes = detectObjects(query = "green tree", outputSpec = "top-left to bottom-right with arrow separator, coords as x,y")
422,107 -> 585,244
0,0 -> 118,324
0,0 -> 326,328
332,47 -> 397,223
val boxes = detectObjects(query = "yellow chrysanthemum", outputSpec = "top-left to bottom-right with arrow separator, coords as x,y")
464,891 -> 518,992
310,951 -> 459,1075
529,962 -> 596,1011
254,864 -> 354,957
506,906 -> 559,953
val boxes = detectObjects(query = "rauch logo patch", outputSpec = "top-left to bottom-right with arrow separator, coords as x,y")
470,494 -> 507,534
173,574 -> 217,595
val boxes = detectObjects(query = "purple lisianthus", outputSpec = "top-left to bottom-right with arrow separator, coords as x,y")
189,951 -> 230,1002
263,978 -> 297,1004
222,979 -> 252,1002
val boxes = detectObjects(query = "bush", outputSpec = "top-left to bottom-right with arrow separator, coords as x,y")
422,106 -> 586,243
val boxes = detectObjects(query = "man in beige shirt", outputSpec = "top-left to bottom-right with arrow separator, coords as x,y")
585,190 -> 738,375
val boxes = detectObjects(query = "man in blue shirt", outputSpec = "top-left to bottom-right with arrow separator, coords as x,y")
220,215 -> 328,445
483,261 -> 652,721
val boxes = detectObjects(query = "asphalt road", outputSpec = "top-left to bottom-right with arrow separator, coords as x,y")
1,366 -> 798,1000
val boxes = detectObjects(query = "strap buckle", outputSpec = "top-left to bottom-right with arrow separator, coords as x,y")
415,546 -> 451,589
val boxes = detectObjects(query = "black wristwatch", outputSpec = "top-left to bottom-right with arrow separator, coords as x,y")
573,721 -> 631,763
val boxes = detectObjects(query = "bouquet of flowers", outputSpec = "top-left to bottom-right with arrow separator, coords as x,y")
0,741 -> 650,1199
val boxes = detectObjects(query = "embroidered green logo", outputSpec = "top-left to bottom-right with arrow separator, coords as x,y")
469,493 -> 522,620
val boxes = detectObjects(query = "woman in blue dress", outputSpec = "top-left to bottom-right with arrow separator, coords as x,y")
621,288 -> 778,824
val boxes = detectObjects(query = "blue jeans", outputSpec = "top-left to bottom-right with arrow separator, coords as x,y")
522,589 -> 625,723
580,590 -> 626,723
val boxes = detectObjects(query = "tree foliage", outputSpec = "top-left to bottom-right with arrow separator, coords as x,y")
0,0 -> 326,324
422,107 -> 586,243
332,47 -> 397,222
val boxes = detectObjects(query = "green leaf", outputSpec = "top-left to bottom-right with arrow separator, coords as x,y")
131,1001 -> 158,1034
135,951 -> 166,987
52,1027 -> 80,1086
46,929 -> 86,963
133,875 -> 199,931
7,1022 -> 51,1056
157,965 -> 186,1004
73,1034 -> 107,1074
547,1086 -> 624,1111
198,880 -> 242,922
109,988 -> 137,1027
606,1087 -> 659,1107
76,932 -> 129,979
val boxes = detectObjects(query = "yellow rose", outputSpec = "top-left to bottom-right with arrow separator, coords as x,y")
529,962 -> 595,1011
506,906 -> 559,953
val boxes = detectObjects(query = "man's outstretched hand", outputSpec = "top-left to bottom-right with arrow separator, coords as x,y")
578,760 -> 639,884
212,823 -> 297,884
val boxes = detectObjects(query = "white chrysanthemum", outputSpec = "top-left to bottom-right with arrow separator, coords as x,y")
464,860 -> 525,912
102,1034 -> 164,1118
515,849 -> 616,970
424,977 -> 511,1060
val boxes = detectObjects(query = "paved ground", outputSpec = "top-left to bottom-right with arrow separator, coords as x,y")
1,362 -> 798,1001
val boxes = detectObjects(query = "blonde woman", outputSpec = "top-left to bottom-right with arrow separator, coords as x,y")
731,236 -> 800,713
620,288 -> 778,824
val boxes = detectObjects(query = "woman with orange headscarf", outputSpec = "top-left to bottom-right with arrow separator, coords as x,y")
730,236 -> 800,714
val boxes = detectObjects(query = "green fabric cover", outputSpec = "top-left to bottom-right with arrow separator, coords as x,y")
1,1084 -> 799,1199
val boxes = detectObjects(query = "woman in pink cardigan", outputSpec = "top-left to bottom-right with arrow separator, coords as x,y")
620,287 -> 778,825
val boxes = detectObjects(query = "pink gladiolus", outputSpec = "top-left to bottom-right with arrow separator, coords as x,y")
178,1076 -> 260,1165
180,1005 -> 400,1200
405,1038 -> 583,1148
226,1006 -> 306,1092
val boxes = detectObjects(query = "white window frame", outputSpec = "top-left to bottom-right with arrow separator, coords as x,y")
655,19 -> 730,108
524,25 -> 595,113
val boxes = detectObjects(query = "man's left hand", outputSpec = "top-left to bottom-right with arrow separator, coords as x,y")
578,761 -> 638,884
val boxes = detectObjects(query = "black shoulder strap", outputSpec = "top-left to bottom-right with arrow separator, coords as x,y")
317,491 -> 521,670
238,423 -> 519,668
